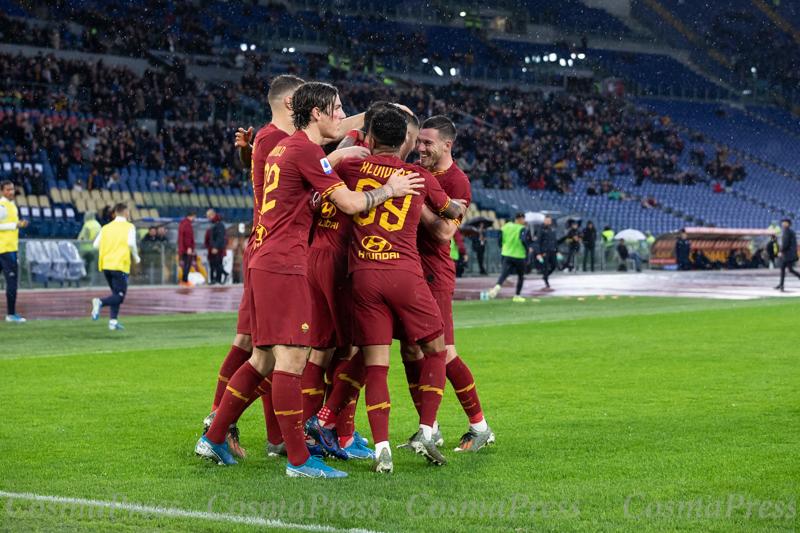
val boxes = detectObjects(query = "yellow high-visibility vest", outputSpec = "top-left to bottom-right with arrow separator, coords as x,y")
0,199 -> 19,254
98,219 -> 134,273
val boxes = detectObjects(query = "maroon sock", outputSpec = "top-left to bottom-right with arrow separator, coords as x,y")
418,350 -> 447,427
403,358 -> 425,417
365,365 -> 391,444
261,372 -> 283,445
446,356 -> 484,422
272,370 -> 311,467
236,376 -> 269,411
301,361 -> 327,423
337,393 -> 358,447
324,363 -> 336,402
212,345 -> 251,411
206,361 -> 263,444
324,349 -> 366,416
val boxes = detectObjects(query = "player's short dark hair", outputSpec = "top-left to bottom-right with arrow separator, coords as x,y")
405,112 -> 420,131
187,208 -> 196,217
369,107 -> 408,149
364,101 -> 391,135
515,212 -> 525,220
0,180 -> 12,190
291,82 -> 339,131
267,75 -> 305,106
114,202 -> 128,215
421,115 -> 457,143
782,218 -> 792,226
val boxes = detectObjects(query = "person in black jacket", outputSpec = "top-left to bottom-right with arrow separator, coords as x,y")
765,235 -> 778,268
559,220 -> 581,272
581,221 -> 597,272
535,216 -> 559,288
471,222 -> 488,275
206,209 -> 227,285
776,219 -> 800,291
675,230 -> 692,271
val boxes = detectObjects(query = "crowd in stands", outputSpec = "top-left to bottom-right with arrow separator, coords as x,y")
0,1 -> 244,57
0,51 -> 247,122
0,44 -> 751,207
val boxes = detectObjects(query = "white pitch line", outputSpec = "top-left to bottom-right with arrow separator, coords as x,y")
0,491 -> 389,533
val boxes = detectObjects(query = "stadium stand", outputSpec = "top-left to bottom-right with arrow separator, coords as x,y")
631,0 -> 800,102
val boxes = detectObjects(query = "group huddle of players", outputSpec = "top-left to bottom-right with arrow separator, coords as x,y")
194,75 -> 494,478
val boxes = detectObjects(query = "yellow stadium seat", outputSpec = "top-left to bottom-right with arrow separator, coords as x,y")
15,195 -> 28,207
74,199 -> 86,213
27,196 -> 39,208
121,191 -> 133,202
110,190 -> 122,203
50,190 -> 62,203
133,192 -> 145,206
38,195 -> 51,208
90,190 -> 102,202
148,208 -> 159,218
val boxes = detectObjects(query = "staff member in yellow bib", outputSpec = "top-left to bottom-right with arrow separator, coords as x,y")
91,203 -> 140,330
0,180 -> 29,323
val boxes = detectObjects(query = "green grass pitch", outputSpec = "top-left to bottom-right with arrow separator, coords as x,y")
0,296 -> 798,533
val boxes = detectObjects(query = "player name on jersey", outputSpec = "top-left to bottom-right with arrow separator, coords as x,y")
358,161 -> 414,179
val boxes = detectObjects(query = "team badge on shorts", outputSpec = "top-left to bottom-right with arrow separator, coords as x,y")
320,158 -> 333,175
302,323 -> 309,335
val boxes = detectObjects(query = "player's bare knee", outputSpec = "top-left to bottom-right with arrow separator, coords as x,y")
250,346 -> 275,376
400,341 -> 424,362
273,345 -> 309,375
233,334 -> 253,352
363,345 -> 391,367
445,344 -> 458,364
419,334 -> 446,355
309,347 -> 335,368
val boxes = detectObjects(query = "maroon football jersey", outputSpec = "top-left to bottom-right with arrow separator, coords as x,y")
309,197 -> 352,257
250,123 -> 289,235
337,154 -> 452,276
249,130 -> 346,275
416,161 -> 472,291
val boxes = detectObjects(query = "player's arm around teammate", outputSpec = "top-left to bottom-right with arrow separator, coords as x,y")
419,201 -> 468,244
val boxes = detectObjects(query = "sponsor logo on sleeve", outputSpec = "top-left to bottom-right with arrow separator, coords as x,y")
321,158 -> 333,175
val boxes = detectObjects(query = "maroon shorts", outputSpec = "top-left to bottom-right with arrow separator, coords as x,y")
236,249 -> 252,335
249,268 -> 313,347
431,289 -> 455,345
307,248 -> 353,348
352,269 -> 443,346
394,288 -> 455,346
